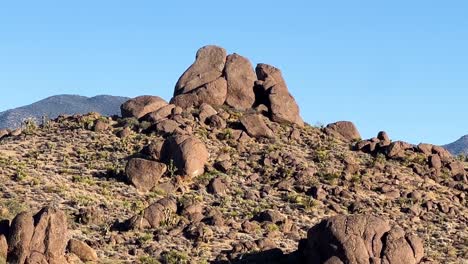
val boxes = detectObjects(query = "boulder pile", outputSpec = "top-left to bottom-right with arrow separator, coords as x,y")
299,214 -> 424,264
1,207 -> 97,264
355,132 -> 466,182
121,45 -> 303,127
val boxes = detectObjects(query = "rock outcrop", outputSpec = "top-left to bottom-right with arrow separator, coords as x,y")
300,214 -> 424,264
7,207 -> 69,264
170,45 -> 304,127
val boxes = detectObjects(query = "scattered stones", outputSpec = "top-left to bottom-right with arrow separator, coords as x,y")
324,121 -> 361,142
240,114 -> 274,139
301,214 -> 424,264
125,158 -> 167,192
121,95 -> 168,119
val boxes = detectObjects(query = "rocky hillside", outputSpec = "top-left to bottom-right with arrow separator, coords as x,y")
444,135 -> 468,156
0,46 -> 466,264
0,94 -> 128,129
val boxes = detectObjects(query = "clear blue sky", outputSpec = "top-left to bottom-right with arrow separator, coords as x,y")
0,1 -> 467,145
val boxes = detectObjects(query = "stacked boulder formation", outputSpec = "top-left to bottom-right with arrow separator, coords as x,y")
171,45 -> 304,127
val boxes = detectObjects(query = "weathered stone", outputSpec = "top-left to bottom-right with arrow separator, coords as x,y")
126,158 -> 167,192
7,212 -> 33,264
121,96 -> 168,119
198,103 -> 217,123
68,239 -> 98,262
146,104 -> 175,123
256,64 -> 303,127
161,135 -> 209,178
172,78 -> 227,109
93,119 -> 109,132
207,177 -> 227,195
143,140 -> 165,161
429,154 -> 442,170
386,141 -> 412,159
128,198 -> 177,229
302,214 -> 424,264
324,121 -> 361,142
240,114 -> 274,139
175,45 -> 227,95
224,53 -> 256,110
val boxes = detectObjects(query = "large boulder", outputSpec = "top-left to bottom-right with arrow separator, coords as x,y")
68,239 -> 98,262
121,96 -> 168,119
174,45 -> 227,95
386,141 -> 412,159
161,135 -> 209,178
240,114 -> 274,139
126,158 -> 167,192
301,214 -> 424,264
256,64 -> 303,127
324,121 -> 361,142
8,207 -> 69,264
172,77 -> 227,109
126,198 -> 177,229
224,54 -> 257,110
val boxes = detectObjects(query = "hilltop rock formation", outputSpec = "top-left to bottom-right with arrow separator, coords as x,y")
170,45 -> 303,127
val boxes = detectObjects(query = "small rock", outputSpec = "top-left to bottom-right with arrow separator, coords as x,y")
207,177 -> 228,195
240,113 -> 274,139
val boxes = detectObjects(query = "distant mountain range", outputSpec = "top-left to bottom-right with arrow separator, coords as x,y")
444,135 -> 468,156
0,95 -> 129,129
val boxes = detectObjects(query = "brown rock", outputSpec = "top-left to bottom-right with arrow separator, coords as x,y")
156,119 -> 181,134
302,214 -> 424,264
417,143 -> 433,156
207,177 -> 228,195
146,104 -> 175,123
256,63 -> 303,127
128,198 -> 177,229
428,154 -> 442,170
255,210 -> 286,224
161,135 -> 209,177
172,77 -> 228,109
377,131 -> 390,142
8,207 -> 69,264
68,239 -> 98,262
125,158 -> 167,192
7,212 -> 34,264
448,161 -> 465,177
206,115 -> 226,129
324,121 -> 361,142
240,114 -> 274,139
432,146 -> 452,162
198,103 -> 217,123
121,96 -> 168,119
93,119 -> 109,132
0,129 -> 9,139
224,53 -> 256,110
117,127 -> 132,138
175,45 -> 227,95
386,141 -> 412,159
0,235 -> 6,262
143,140 -> 165,161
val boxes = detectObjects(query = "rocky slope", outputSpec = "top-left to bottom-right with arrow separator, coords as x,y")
0,94 -> 128,129
444,135 -> 468,156
0,46 -> 466,264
